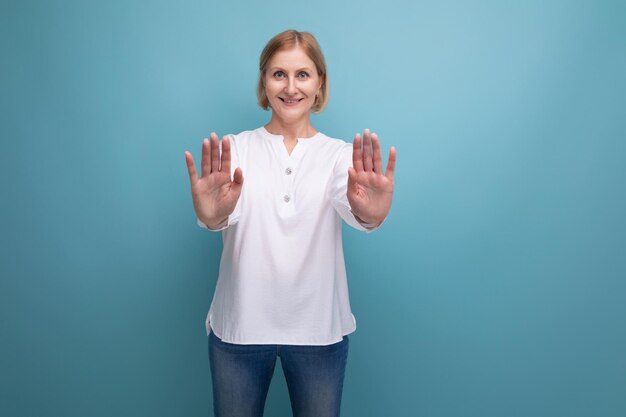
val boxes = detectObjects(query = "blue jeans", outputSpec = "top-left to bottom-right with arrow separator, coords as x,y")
208,329 -> 349,417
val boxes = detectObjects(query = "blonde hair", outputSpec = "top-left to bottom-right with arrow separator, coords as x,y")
257,29 -> 329,114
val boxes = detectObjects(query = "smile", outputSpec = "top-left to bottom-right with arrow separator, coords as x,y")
279,98 -> 304,105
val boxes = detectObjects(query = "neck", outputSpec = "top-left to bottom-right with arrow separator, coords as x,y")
265,115 -> 317,141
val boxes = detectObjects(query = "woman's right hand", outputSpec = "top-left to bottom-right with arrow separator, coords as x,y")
185,132 -> 243,229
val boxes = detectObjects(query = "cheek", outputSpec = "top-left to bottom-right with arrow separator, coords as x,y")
266,80 -> 286,96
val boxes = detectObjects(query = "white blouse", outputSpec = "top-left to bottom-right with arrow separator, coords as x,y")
198,126 -> 380,345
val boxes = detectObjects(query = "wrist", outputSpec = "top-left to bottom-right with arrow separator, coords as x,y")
200,216 -> 228,230
352,212 -> 382,229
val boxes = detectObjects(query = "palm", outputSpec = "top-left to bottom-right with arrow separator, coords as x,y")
347,129 -> 396,226
185,133 -> 243,228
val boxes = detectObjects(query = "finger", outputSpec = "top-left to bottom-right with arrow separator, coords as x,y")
185,151 -> 198,185
385,146 -> 396,181
233,167 -> 244,184
200,137 -> 210,177
232,167 -> 244,187
347,168 -> 364,211
231,167 -> 244,197
210,133 -> 220,173
220,135 -> 231,173
347,167 -> 357,192
352,134 -> 364,172
372,132 -> 383,174
362,128 -> 373,171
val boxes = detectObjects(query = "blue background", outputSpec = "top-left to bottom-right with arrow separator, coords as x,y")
2,0 -> 625,416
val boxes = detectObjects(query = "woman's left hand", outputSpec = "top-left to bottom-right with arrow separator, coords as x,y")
347,128 -> 396,227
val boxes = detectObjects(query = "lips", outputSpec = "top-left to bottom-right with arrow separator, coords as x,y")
279,97 -> 304,105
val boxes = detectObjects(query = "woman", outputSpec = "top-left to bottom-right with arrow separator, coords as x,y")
184,29 -> 396,417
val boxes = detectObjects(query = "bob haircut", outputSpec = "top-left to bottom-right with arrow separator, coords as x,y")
257,29 -> 329,114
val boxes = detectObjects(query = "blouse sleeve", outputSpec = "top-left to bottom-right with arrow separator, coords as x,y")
197,134 -> 242,232
328,142 -> 383,233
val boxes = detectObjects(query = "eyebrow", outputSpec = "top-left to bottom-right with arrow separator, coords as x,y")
269,66 -> 314,72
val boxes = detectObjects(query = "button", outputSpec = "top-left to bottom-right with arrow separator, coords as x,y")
285,167 -> 293,175
283,195 -> 291,203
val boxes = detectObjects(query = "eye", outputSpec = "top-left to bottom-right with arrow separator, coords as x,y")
298,71 -> 310,79
273,70 -> 285,79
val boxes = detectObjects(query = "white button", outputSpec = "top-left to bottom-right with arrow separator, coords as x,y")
283,195 -> 291,203
285,167 -> 293,175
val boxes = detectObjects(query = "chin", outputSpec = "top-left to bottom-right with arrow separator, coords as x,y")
276,111 -> 310,122
272,108 -> 312,121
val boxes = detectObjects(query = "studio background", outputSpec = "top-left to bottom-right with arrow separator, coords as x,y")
1,0 -> 625,416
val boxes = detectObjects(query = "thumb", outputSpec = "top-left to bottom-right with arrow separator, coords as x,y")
232,167 -> 244,191
347,167 -> 357,189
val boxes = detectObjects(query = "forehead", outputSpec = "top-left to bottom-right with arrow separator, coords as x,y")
268,46 -> 316,70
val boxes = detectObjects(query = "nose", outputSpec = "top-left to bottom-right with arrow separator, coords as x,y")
284,76 -> 297,95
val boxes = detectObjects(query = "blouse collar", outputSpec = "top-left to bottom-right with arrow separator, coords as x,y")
259,126 -> 322,142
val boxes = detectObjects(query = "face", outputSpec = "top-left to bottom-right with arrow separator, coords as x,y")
264,46 -> 322,123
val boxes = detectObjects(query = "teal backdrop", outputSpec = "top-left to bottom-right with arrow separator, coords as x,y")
2,0 -> 625,416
